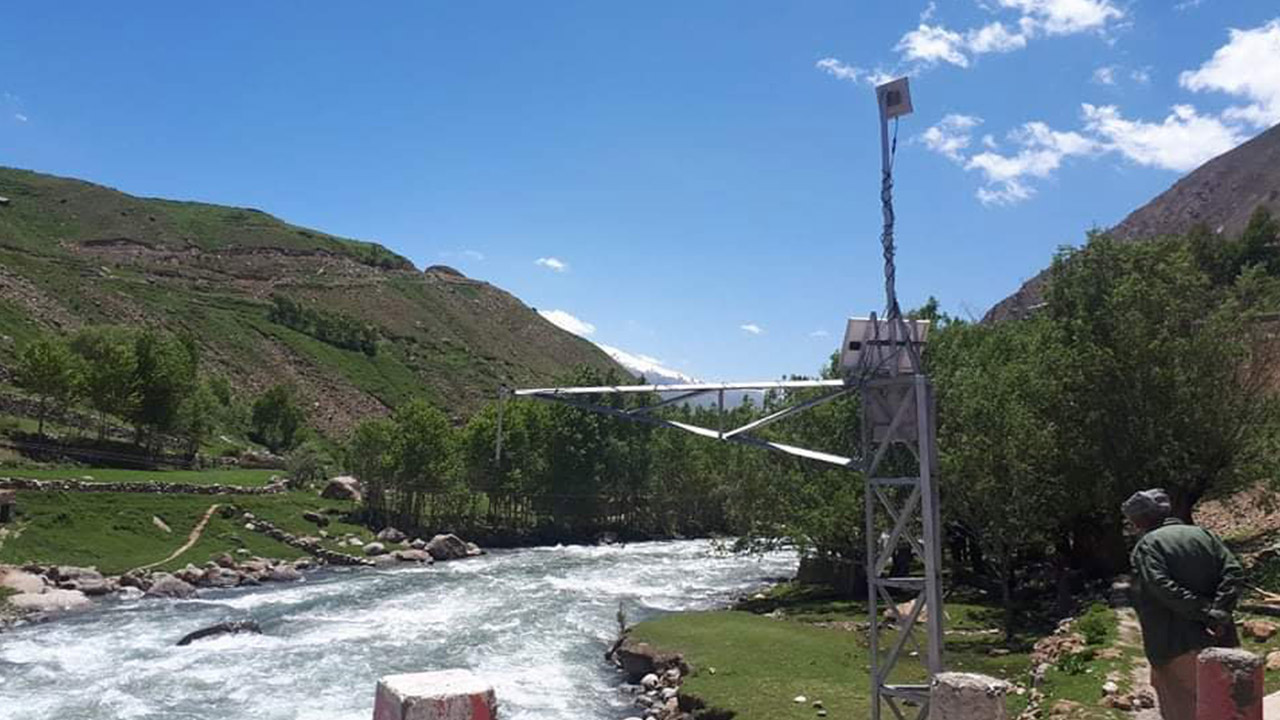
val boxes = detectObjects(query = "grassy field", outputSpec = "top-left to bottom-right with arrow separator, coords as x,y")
0,485 -> 375,574
629,583 -> 1146,720
0,466 -> 279,487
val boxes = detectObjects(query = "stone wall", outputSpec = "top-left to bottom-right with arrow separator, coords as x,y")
0,477 -> 289,496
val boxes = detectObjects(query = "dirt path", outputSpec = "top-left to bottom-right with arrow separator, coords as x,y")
135,504 -> 220,572
1116,608 -> 1161,720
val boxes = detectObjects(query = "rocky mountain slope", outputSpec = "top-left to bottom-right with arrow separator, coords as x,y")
985,122 -> 1280,323
0,167 -> 622,433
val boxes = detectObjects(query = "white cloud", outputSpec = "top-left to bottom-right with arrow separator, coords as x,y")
1092,66 -> 1117,85
809,329 -> 831,338
982,134 -> 998,149
538,309 -> 595,337
966,22 -> 1028,54
896,24 -> 970,67
920,114 -> 983,162
1175,0 -> 1204,10
440,249 -> 485,262
934,102 -> 1243,206
962,122 -> 1100,205
997,0 -> 1123,36
13,113 -> 27,123
1131,67 -> 1151,85
739,323 -> 764,335
1179,19 -> 1280,128
815,57 -> 863,82
891,0 -> 1121,71
534,257 -> 568,272
1081,103 -> 1244,172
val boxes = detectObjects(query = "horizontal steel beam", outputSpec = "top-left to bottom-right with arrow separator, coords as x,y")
514,379 -> 846,396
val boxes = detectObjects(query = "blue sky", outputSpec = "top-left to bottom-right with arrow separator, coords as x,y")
2,2 -> 1279,382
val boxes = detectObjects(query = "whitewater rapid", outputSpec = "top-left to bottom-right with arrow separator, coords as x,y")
0,540 -> 795,720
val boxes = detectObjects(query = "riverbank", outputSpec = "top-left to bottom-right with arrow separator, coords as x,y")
621,583 -> 1137,720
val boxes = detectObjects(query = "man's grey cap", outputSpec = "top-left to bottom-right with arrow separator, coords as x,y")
1121,488 -> 1172,523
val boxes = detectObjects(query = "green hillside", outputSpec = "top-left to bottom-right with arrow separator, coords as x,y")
0,166 -> 620,433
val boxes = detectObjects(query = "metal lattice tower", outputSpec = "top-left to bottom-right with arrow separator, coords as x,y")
498,75 -> 944,719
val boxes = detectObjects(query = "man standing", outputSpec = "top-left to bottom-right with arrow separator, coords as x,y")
1123,488 -> 1243,720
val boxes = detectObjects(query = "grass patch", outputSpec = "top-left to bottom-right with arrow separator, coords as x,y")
631,583 -> 1147,720
0,489 -> 363,574
0,466 -> 278,487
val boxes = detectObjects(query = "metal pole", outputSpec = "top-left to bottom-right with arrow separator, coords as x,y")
916,374 -> 944,674
863,395 -> 881,720
880,103 -> 898,319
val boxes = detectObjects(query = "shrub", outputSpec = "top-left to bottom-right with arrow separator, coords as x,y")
1075,603 -> 1112,646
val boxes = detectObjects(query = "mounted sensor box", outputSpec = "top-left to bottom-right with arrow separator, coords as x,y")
840,316 -> 930,376
876,77 -> 913,119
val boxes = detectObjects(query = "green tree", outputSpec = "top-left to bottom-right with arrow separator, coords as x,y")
176,380 -> 221,458
131,330 -> 199,449
347,417 -> 398,525
69,326 -> 137,441
251,384 -> 307,453
15,334 -> 82,437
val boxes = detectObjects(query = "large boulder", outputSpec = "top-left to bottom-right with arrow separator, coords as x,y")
302,510 -> 329,527
611,638 -> 689,683
201,567 -> 242,588
376,527 -> 407,544
321,476 -> 363,502
426,534 -> 470,561
145,573 -> 198,599
8,588 -> 92,613
268,565 -> 303,583
393,549 -> 433,563
176,620 -> 262,646
363,542 -> 387,557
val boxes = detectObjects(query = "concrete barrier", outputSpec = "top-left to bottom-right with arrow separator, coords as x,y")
1197,648 -> 1263,720
929,672 -> 1009,720
373,670 -> 497,720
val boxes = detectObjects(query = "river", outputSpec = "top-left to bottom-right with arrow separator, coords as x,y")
0,540 -> 795,720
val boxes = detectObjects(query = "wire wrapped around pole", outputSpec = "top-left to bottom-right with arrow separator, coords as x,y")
881,117 -> 900,320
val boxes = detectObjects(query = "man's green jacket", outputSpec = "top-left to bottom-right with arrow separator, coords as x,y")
1130,517 -> 1243,667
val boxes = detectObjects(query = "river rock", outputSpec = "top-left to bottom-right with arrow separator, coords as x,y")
302,510 -> 329,527
117,571 -> 151,591
49,566 -> 101,583
321,476 -> 362,502
393,549 -> 433,563
1244,619 -> 1278,641
364,542 -> 387,556
214,553 -> 237,569
176,619 -> 263,646
9,587 -> 92,613
613,637 -> 689,682
75,577 -> 114,596
426,534 -> 469,561
377,527 -> 407,543
145,573 -> 198,599
203,567 -> 242,588
268,565 -> 303,582
465,542 -> 484,557
410,538 -> 427,550
176,564 -> 204,585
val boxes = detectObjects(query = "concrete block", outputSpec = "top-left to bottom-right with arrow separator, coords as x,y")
929,672 -> 1009,720
1197,648 -> 1263,720
373,670 -> 497,720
